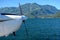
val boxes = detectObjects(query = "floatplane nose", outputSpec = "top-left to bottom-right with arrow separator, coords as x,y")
21,15 -> 28,22
22,15 -> 28,20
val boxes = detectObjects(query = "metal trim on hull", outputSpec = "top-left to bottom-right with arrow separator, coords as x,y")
0,13 -> 17,15
0,19 -> 13,22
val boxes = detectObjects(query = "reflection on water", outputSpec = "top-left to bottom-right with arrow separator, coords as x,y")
0,18 -> 60,40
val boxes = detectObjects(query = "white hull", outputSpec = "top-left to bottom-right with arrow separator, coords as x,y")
0,15 -> 23,37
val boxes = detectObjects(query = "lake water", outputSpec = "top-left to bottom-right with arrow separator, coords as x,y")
0,18 -> 60,40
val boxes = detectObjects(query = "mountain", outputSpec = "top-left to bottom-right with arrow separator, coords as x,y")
53,10 -> 60,18
0,3 -> 58,18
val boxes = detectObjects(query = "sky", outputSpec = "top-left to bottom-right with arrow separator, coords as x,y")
0,0 -> 60,9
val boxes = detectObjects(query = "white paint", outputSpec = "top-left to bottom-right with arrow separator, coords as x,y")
0,15 -> 27,37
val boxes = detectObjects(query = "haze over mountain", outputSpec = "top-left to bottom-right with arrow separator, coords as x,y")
0,3 -> 58,18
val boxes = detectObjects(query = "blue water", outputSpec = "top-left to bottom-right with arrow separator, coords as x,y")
0,18 -> 60,40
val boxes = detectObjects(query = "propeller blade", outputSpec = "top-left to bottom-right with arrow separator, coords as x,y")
19,3 -> 29,39
23,20 -> 29,39
19,3 -> 23,15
